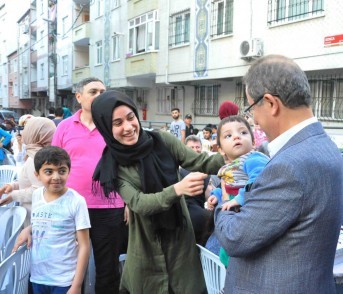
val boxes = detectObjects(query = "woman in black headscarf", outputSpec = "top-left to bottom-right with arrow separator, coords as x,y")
91,91 -> 225,293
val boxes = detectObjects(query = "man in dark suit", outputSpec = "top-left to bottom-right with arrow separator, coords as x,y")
215,55 -> 343,293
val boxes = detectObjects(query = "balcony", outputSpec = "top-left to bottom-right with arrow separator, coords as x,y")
73,66 -> 90,84
73,22 -> 91,46
31,81 -> 37,92
30,50 -> 37,63
125,52 -> 157,77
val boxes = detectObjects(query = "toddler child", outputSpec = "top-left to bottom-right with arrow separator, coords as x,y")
206,115 -> 269,265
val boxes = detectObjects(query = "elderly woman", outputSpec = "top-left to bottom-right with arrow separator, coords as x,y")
91,91 -> 225,293
0,117 -> 56,226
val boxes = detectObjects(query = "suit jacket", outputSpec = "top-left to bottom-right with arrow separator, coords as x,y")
215,122 -> 343,293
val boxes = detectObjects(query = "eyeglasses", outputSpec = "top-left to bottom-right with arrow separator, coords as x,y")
244,94 -> 279,117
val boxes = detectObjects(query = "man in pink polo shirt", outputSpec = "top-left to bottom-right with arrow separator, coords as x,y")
52,77 -> 127,294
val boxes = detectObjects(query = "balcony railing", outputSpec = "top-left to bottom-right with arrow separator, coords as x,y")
73,22 -> 91,46
125,52 -> 157,77
73,66 -> 90,84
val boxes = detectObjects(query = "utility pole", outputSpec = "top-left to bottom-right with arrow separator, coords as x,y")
46,0 -> 57,107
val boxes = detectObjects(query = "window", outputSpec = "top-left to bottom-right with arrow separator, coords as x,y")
194,85 -> 219,116
96,41 -> 103,64
62,16 -> 68,36
169,10 -> 190,47
14,83 -> 18,96
96,0 -> 103,17
40,63 -> 44,80
268,0 -> 324,25
62,55 -> 68,75
112,0 -> 120,9
309,76 -> 343,121
235,82 -> 247,110
8,60 -> 13,73
13,58 -> 17,73
128,11 -> 159,56
112,35 -> 120,60
40,30 -> 44,48
157,87 -> 183,114
211,0 -> 234,37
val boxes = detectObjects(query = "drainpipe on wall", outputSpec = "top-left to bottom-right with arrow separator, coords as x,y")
165,0 -> 170,85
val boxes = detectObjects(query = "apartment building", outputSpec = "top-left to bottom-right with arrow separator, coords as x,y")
83,0 -> 343,130
0,0 -> 30,112
154,0 -> 343,129
56,0 -> 74,110
0,0 -> 342,133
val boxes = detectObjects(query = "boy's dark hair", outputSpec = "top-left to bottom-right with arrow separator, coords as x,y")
217,115 -> 254,147
203,127 -> 212,134
55,107 -> 64,117
48,107 -> 55,114
171,107 -> 180,112
34,146 -> 71,173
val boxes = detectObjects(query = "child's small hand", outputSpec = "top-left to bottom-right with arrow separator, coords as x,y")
221,198 -> 240,211
0,184 -> 13,196
12,225 -> 32,252
0,194 -> 13,206
67,285 -> 82,294
207,195 -> 218,210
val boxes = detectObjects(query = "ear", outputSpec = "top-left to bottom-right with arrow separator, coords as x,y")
263,94 -> 280,116
75,92 -> 82,104
34,171 -> 40,180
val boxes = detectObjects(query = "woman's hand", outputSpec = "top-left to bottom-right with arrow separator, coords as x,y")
0,195 -> 13,206
12,225 -> 32,253
174,172 -> 208,197
124,205 -> 130,225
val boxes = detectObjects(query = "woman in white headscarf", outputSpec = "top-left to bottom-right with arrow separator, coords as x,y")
11,114 -> 34,167
0,117 -> 56,226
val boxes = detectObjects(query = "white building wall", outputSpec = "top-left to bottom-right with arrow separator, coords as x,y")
159,0 -> 343,84
89,1 -> 105,82
35,0 -> 49,91
56,0 -> 73,90
109,1 -> 128,88
0,0 -> 30,107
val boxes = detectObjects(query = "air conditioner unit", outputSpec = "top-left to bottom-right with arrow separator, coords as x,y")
240,38 -> 263,60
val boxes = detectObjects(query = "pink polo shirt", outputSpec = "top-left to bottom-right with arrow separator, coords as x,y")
52,110 -> 124,208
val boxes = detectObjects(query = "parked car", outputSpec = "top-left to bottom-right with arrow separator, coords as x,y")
0,110 -> 19,124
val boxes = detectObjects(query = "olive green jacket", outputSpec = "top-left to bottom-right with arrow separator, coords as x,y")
118,131 -> 225,294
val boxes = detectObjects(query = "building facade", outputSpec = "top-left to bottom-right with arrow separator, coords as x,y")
0,0 -> 342,133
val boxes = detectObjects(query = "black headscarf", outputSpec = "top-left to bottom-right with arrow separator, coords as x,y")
91,91 -> 183,231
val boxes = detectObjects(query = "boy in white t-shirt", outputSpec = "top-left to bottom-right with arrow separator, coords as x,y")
30,146 -> 91,294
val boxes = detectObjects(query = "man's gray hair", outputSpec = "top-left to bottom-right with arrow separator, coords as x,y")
185,135 -> 202,146
75,77 -> 104,94
243,55 -> 312,108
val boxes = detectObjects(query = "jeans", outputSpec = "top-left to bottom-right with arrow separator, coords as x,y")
31,283 -> 70,294
88,208 -> 127,294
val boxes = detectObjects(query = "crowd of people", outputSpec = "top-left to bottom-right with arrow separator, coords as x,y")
0,54 -> 342,294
